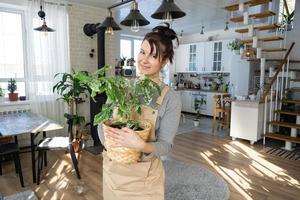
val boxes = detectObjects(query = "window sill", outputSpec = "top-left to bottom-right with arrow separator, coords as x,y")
0,100 -> 31,107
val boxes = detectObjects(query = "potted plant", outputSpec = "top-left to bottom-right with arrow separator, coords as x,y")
7,78 -> 18,101
0,86 -> 4,103
279,10 -> 295,32
227,39 -> 244,55
53,70 -> 91,152
193,97 -> 207,127
75,65 -> 161,163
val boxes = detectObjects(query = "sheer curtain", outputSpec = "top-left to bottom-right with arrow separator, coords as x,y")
25,0 -> 70,126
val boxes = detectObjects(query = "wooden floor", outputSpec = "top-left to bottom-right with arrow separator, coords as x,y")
0,132 -> 300,200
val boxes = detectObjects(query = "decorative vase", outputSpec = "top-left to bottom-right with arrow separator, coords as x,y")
8,93 -> 18,101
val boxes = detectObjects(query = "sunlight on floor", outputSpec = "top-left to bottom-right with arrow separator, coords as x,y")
200,140 -> 300,200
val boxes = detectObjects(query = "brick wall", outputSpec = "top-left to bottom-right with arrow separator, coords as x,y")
68,3 -> 116,125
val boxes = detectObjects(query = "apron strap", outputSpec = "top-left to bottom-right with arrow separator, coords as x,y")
156,86 -> 169,105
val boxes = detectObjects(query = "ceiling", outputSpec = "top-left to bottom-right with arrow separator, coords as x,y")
68,0 -> 237,35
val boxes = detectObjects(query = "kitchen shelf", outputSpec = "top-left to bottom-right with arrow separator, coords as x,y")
230,11 -> 275,23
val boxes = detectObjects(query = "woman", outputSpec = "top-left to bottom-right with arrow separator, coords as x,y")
98,23 -> 182,200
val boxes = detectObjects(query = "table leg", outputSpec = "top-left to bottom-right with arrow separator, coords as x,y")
43,131 -> 47,166
31,133 -> 36,183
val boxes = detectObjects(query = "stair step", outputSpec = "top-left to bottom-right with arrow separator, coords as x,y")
255,68 -> 300,73
281,99 -> 300,104
241,36 -> 284,44
265,132 -> 300,144
224,0 -> 271,11
274,110 -> 300,116
286,87 -> 300,92
262,48 -> 287,52
290,78 -> 300,82
235,24 -> 279,33
270,121 -> 300,129
230,11 -> 275,23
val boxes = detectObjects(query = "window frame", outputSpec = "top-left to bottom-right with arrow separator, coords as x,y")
0,7 -> 28,99
120,34 -> 143,62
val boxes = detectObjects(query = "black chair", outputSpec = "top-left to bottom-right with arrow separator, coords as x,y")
36,118 -> 81,185
0,141 -> 24,187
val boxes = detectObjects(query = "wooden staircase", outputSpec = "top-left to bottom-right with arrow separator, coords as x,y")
224,0 -> 300,149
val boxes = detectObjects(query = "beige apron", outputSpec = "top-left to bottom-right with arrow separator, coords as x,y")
102,86 -> 170,200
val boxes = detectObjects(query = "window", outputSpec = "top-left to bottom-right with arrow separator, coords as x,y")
278,0 -> 296,24
0,10 -> 26,97
120,36 -> 142,74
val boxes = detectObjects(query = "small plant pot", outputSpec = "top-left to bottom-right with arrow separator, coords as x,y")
234,49 -> 240,55
193,119 -> 200,127
8,93 -> 18,101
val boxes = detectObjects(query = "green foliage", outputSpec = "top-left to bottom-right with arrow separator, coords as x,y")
227,39 -> 244,51
53,70 -> 91,105
53,70 -> 91,128
75,65 -> 161,126
194,97 -> 207,120
278,10 -> 295,32
7,78 -> 17,93
0,86 -> 4,97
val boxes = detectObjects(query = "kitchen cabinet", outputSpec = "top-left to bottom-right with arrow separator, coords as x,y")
180,90 -> 193,113
175,44 -> 189,73
204,42 -> 213,72
222,40 -> 232,73
196,43 -> 205,72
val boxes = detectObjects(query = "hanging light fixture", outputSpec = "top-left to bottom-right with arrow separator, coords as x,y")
224,21 -> 229,31
34,5 -> 55,34
120,0 -> 149,32
99,9 -> 121,35
200,26 -> 204,34
151,0 -> 186,23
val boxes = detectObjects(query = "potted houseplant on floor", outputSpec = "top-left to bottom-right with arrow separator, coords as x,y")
279,10 -> 294,33
0,86 -> 4,103
193,96 -> 207,127
75,65 -> 161,163
53,70 -> 91,152
227,39 -> 244,55
7,78 -> 18,101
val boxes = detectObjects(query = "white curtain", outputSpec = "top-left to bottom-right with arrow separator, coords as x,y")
25,0 -> 70,125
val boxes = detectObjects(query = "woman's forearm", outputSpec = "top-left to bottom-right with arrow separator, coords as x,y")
139,141 -> 154,154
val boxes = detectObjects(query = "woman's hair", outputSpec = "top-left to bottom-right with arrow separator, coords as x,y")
143,23 -> 179,64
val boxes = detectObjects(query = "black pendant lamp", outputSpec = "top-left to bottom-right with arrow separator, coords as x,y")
34,5 -> 55,34
120,1 -> 149,32
100,9 -> 121,35
151,0 -> 186,23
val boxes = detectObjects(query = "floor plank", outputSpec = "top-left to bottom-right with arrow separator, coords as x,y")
0,132 -> 299,200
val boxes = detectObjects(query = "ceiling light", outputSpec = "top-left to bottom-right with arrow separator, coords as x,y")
120,1 -> 149,32
200,26 -> 204,35
34,5 -> 55,35
99,9 -> 121,35
224,21 -> 229,31
151,0 -> 186,23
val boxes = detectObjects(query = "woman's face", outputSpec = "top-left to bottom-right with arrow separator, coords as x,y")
137,40 -> 166,76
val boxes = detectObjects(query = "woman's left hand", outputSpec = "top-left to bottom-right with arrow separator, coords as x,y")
104,126 -> 145,150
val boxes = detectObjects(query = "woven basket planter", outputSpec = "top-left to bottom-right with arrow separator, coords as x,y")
103,119 -> 151,164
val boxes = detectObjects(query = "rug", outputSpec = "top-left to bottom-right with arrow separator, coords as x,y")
3,190 -> 37,200
164,159 -> 230,200
261,147 -> 300,161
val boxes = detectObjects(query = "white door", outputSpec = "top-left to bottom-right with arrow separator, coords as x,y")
175,44 -> 189,73
197,43 -> 205,72
222,40 -> 232,73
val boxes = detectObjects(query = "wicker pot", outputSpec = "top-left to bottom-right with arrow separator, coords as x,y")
103,119 -> 152,164
8,93 -> 18,101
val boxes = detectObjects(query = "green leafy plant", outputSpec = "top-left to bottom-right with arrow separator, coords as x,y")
194,97 -> 207,121
0,86 -> 4,97
53,70 -> 91,138
227,39 -> 244,51
75,65 -> 161,130
279,10 -> 295,32
7,78 -> 17,93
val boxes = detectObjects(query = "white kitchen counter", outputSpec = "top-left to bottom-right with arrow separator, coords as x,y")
230,100 -> 267,145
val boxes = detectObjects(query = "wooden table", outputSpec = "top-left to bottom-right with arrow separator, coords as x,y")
0,111 -> 63,183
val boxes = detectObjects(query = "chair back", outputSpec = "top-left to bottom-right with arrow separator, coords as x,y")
213,94 -> 231,111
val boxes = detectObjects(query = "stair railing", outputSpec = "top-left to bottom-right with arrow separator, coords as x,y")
261,42 -> 295,145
